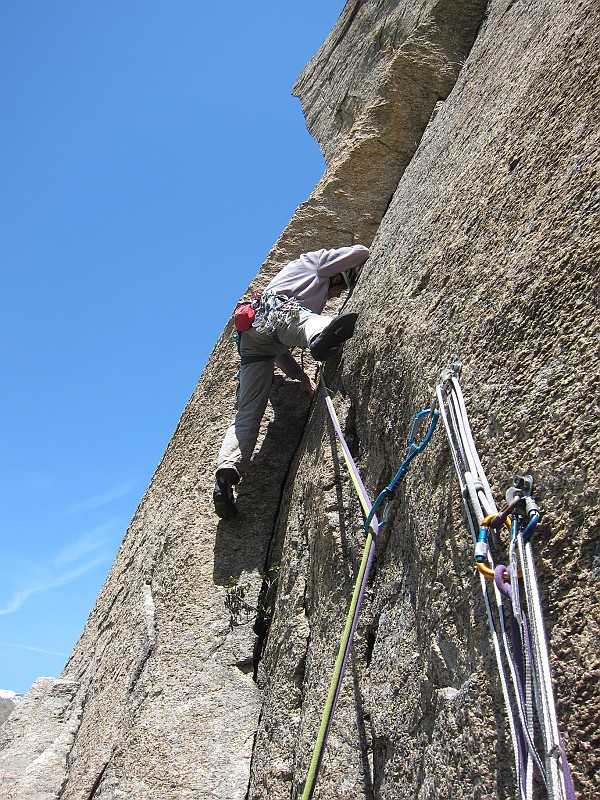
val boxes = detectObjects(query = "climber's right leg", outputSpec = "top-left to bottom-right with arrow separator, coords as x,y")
214,357 -> 275,518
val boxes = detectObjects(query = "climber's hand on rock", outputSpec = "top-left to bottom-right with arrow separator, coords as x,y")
298,372 -> 316,398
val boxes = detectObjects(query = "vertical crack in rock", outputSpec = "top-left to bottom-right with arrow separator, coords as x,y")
244,399 -> 317,799
85,758 -> 111,800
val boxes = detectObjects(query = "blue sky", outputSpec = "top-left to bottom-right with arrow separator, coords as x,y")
0,1 -> 344,695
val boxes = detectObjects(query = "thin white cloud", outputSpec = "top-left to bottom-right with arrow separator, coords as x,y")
0,555 -> 110,616
53,521 -> 116,566
0,640 -> 68,658
0,516 -> 123,617
66,482 -> 133,514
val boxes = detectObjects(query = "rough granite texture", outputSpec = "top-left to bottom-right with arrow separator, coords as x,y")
0,0 -> 597,798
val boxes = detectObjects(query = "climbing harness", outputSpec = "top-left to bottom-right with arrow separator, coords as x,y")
301,377 -> 438,800
231,303 -> 277,380
435,363 -> 575,800
232,329 -> 275,380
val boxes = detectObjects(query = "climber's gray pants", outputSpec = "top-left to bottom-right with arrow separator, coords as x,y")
216,310 -> 333,477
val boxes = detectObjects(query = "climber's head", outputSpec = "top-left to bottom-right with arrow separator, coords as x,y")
328,266 -> 361,299
327,273 -> 347,299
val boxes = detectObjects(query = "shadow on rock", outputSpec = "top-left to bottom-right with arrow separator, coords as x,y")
213,375 -> 313,586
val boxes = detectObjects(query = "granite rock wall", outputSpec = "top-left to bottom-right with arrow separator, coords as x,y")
0,1 -> 597,798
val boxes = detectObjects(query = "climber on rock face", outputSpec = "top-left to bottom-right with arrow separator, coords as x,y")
213,244 -> 370,520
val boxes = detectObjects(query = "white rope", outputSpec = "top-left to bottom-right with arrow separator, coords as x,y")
510,537 -> 535,798
436,385 -> 464,486
435,377 -> 524,796
436,365 -> 572,800
449,377 -> 495,503
518,535 -> 570,800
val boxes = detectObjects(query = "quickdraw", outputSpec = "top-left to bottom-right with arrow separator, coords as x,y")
475,515 -> 512,581
364,407 -> 439,532
435,364 -> 575,800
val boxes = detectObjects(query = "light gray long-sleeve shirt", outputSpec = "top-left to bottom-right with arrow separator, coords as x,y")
265,245 -> 370,314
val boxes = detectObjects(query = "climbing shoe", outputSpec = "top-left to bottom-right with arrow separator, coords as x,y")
309,313 -> 358,361
213,476 -> 237,519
